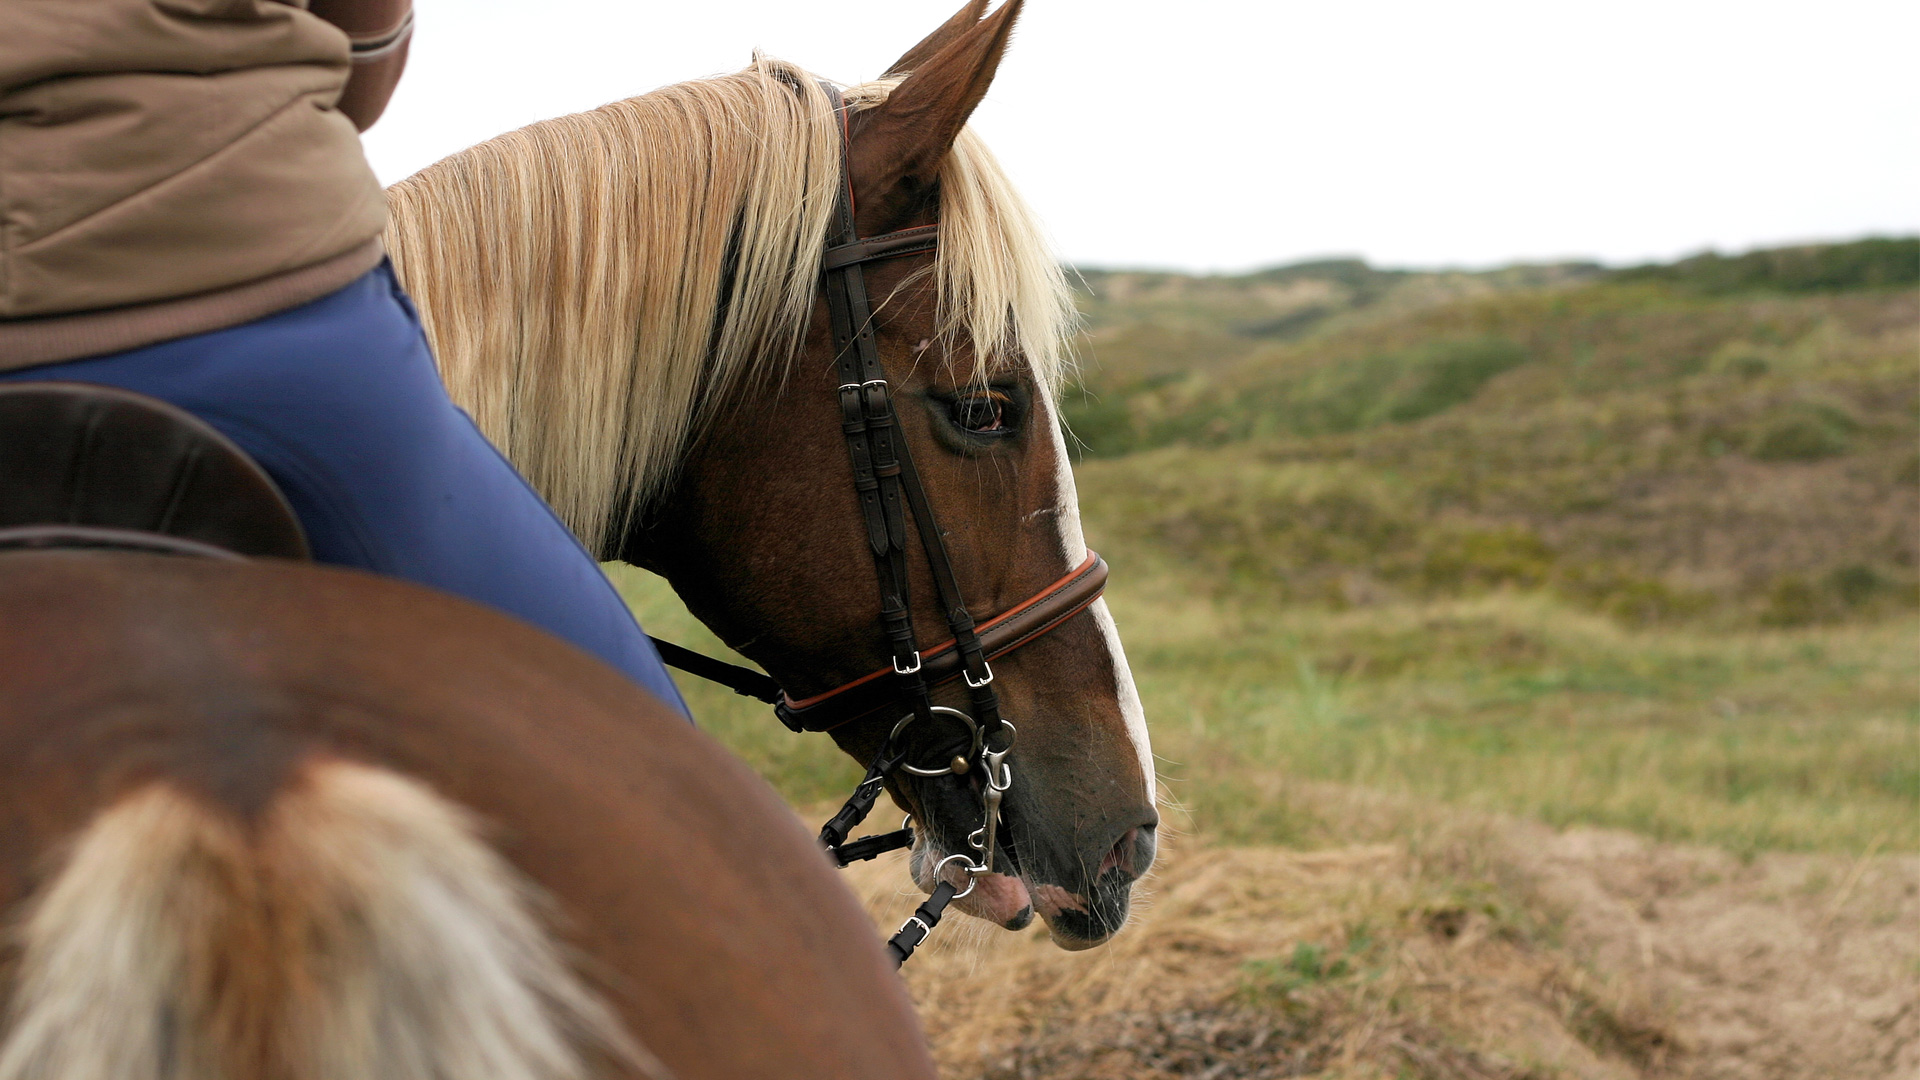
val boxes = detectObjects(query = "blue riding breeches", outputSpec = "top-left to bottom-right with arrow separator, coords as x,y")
0,263 -> 691,719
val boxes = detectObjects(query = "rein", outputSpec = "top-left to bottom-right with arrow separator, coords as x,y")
648,84 -> 1108,967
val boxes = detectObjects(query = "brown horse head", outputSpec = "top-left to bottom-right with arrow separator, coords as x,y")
386,0 -> 1156,949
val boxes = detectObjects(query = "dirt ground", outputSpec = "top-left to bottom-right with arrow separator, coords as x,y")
844,811 -> 1919,1079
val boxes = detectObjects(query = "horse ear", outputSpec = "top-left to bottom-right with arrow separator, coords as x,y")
883,0 -> 989,77
849,0 -> 1022,229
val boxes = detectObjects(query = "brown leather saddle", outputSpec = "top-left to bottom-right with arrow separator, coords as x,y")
0,382 -> 309,561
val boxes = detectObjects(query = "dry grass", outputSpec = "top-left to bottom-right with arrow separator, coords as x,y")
839,784 -> 1919,1079
844,817 -> 1655,1079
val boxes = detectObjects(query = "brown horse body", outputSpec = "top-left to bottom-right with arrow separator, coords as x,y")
0,552 -> 934,1079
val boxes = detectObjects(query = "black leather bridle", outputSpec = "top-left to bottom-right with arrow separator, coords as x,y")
650,84 -> 1109,964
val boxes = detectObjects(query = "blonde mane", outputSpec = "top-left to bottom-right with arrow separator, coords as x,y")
383,56 -> 1075,555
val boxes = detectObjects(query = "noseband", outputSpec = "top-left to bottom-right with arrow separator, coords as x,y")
650,84 -> 1109,964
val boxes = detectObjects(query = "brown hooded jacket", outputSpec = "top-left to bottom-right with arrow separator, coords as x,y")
0,0 -> 412,368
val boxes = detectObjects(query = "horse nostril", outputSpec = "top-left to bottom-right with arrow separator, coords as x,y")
1097,826 -> 1149,879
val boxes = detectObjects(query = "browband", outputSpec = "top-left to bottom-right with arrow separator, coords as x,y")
821,225 -> 941,271
775,551 -> 1109,733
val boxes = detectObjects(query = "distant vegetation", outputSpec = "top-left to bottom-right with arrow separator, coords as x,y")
1611,236 -> 1920,294
1066,237 -> 1918,629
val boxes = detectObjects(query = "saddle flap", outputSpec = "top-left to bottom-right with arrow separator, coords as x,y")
0,382 -> 309,560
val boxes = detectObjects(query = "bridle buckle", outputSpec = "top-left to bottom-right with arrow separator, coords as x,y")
893,651 -> 923,676
963,660 -> 995,689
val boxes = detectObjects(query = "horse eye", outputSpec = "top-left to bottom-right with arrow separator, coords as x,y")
950,393 -> 1011,435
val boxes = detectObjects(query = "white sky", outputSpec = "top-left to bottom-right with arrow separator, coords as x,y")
362,0 -> 1918,274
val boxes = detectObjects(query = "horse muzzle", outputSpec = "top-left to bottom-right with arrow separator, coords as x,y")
909,776 -> 1158,946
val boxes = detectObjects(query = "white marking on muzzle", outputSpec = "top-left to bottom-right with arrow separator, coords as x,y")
1043,401 -> 1157,802
1088,597 -> 1155,791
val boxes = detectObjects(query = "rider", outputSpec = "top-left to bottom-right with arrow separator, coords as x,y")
0,0 -> 689,717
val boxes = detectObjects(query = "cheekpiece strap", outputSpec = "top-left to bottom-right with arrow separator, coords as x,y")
815,81 -> 1007,742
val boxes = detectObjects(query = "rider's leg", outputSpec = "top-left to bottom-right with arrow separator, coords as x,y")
0,264 -> 690,719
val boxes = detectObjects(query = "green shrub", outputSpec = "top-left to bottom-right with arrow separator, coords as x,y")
1827,564 -> 1887,607
1554,563 -> 1717,626
1748,400 -> 1859,462
1418,527 -> 1556,592
1381,338 -> 1531,424
1272,337 -> 1531,434
1173,337 -> 1531,446
1611,237 -> 1920,294
1758,565 -> 1915,626
1895,452 -> 1920,486
1751,418 -> 1848,461
1707,341 -> 1773,378
1237,941 -> 1357,1007
1761,575 -> 1827,627
1278,354 -> 1401,435
1060,387 -> 1139,458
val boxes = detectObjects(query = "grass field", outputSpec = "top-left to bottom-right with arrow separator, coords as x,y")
612,564 -> 1917,856
1109,586 -> 1916,855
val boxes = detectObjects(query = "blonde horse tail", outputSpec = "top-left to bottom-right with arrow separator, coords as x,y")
0,761 -> 665,1080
